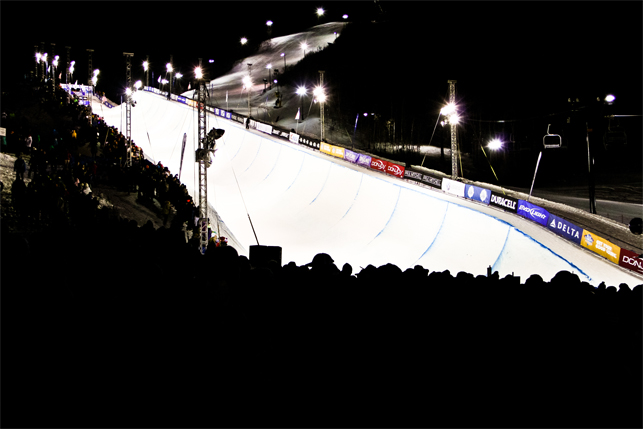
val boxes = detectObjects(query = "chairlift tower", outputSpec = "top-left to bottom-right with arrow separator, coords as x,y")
123,53 -> 134,167
448,80 -> 458,179
86,49 -> 94,86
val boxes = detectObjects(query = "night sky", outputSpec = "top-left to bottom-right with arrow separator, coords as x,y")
3,1 -> 642,117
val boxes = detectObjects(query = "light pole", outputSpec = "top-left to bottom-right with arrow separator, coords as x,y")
266,64 -> 272,90
314,70 -> 326,142
245,63 -> 252,116
143,57 -> 149,88
281,52 -> 286,72
301,42 -> 308,58
166,58 -> 173,95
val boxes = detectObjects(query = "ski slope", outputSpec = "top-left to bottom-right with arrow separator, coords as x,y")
95,92 -> 642,287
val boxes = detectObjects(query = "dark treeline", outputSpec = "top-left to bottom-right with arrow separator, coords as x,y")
2,74 -> 642,428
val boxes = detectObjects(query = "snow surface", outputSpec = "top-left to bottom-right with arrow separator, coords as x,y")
95,90 -> 642,287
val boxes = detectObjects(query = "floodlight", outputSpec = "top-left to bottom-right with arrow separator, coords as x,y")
266,64 -> 272,69
266,20 -> 273,26
343,14 -> 348,19
605,94 -> 615,103
166,63 -> 173,72
93,69 -> 100,76
441,103 -> 456,116
195,67 -> 203,79
449,114 -> 460,125
175,73 -> 183,79
241,37 -> 248,45
317,8 -> 325,16
135,80 -> 142,89
143,61 -> 149,70
488,138 -> 502,150
296,86 -> 307,96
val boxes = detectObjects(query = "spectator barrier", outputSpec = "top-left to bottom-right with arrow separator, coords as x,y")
139,86 -> 642,276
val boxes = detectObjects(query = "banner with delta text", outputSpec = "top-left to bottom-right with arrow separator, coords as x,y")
580,230 -> 621,264
546,213 -> 582,245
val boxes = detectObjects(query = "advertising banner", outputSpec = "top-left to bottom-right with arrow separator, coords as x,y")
517,200 -> 550,227
289,132 -> 299,144
178,96 -> 187,104
465,184 -> 491,205
330,145 -> 345,158
546,214 -> 582,244
618,248 -> 643,275
489,192 -> 518,213
404,169 -> 422,182
421,174 -> 442,188
357,153 -> 372,168
256,122 -> 272,135
320,142 -> 333,155
104,101 -> 114,109
386,162 -> 405,178
344,149 -> 360,164
581,230 -> 621,264
370,158 -> 388,173
442,178 -> 465,197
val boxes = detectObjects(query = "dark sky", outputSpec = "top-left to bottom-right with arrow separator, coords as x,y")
3,1 -> 642,115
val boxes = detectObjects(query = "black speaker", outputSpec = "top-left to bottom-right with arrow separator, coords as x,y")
249,245 -> 282,268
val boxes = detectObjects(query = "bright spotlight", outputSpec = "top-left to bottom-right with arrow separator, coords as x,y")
343,14 -> 348,19
449,114 -> 460,125
143,61 -> 149,71
166,63 -> 173,72
488,138 -> 502,150
266,63 -> 272,69
125,87 -> 132,95
93,69 -> 100,76
296,86 -> 307,96
266,20 -> 273,26
240,37 -> 248,45
135,80 -> 142,89
301,42 -> 308,50
317,8 -> 325,16
605,94 -> 615,103
195,67 -> 203,79
175,73 -> 183,79
441,103 -> 456,116
242,75 -> 252,88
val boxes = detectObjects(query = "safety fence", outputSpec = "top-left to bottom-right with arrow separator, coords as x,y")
143,86 -> 643,277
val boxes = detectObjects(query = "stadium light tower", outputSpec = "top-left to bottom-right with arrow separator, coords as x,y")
194,59 -> 225,254
123,52 -> 134,167
447,80 -> 459,179
143,56 -> 149,88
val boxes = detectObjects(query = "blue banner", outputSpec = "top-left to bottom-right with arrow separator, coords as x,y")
517,200 -> 550,226
357,153 -> 372,168
546,213 -> 582,244
465,184 -> 491,205
344,149 -> 360,164
177,96 -> 187,104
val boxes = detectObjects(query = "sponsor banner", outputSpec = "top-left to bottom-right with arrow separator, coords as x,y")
465,184 -> 491,205
370,158 -> 388,173
357,153 -> 372,168
225,111 -> 231,120
404,169 -> 423,181
320,142 -> 333,155
489,192 -> 518,213
546,214 -> 582,244
289,132 -> 299,144
619,248 -> 643,275
422,174 -> 442,188
517,200 -> 550,227
231,114 -> 244,124
344,149 -> 360,164
581,230 -> 621,264
177,96 -> 187,104
256,122 -> 272,135
442,178 -> 465,197
330,145 -> 345,158
386,162 -> 405,178
104,101 -> 114,109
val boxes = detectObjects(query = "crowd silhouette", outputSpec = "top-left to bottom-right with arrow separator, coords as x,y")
2,78 -> 641,428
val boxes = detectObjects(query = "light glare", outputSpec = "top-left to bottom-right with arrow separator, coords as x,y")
605,94 -> 615,103
488,139 -> 502,150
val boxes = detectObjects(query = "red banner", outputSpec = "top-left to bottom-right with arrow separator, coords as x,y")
618,248 -> 643,275
370,158 -> 388,172
386,162 -> 405,178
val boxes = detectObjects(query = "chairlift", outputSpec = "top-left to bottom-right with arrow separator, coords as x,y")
543,124 -> 562,149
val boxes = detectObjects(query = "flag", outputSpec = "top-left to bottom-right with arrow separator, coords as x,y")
59,72 -> 62,79
295,107 -> 300,120
188,82 -> 191,90
158,75 -> 161,83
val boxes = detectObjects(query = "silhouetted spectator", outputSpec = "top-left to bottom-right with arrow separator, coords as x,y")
14,154 -> 27,180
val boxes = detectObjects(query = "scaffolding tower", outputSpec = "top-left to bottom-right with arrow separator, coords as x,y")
197,59 -> 209,254
448,79 -> 458,179
124,53 -> 134,167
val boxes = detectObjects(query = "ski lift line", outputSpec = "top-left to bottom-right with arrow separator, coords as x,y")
420,112 -> 442,167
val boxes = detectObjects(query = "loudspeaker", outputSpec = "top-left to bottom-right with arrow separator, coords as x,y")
249,245 -> 282,268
